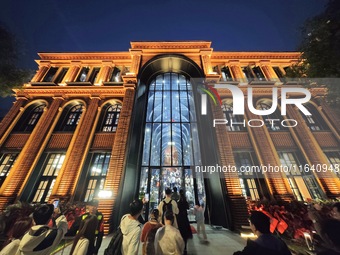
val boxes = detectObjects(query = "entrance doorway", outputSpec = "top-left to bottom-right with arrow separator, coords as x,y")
138,72 -> 206,221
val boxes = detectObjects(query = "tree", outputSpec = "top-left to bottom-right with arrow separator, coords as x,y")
0,24 -> 32,97
287,0 -> 340,104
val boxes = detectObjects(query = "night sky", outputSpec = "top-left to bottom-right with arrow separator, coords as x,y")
0,0 -> 326,115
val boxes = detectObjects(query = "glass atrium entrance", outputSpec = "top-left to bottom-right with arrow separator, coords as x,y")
139,72 -> 205,220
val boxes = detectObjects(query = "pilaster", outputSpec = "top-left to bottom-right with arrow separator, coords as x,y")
246,108 -> 293,200
0,98 -> 64,210
50,97 -> 100,199
31,62 -> 49,82
101,88 -> 135,233
64,61 -> 81,83
286,105 -> 340,197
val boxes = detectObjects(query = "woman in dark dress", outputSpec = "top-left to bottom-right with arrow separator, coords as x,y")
176,190 -> 193,255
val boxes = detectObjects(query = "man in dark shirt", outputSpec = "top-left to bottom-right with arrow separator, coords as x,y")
234,211 -> 291,255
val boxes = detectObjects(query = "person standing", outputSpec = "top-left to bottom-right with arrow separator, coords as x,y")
233,211 -> 291,255
69,215 -> 98,255
19,204 -> 68,255
176,190 -> 192,254
158,188 -> 179,228
140,209 -> 162,255
0,217 -> 33,255
66,199 -> 104,255
120,199 -> 143,255
154,211 -> 185,255
194,202 -> 207,241
171,187 -> 180,202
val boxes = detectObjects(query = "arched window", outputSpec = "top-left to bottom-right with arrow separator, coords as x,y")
139,72 -> 205,220
221,99 -> 246,131
257,100 -> 286,131
302,103 -> 329,131
13,103 -> 46,132
54,104 -> 83,132
98,103 -> 122,132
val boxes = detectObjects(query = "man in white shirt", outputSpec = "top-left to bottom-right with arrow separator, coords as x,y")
154,211 -> 184,255
120,199 -> 143,255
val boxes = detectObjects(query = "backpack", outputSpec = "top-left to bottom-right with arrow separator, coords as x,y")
104,227 -> 123,255
162,199 -> 173,224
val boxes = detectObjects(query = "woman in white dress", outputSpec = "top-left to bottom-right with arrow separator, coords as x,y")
69,215 -> 98,255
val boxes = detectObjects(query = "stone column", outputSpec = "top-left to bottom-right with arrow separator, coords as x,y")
100,88 -> 135,233
0,98 -> 64,210
246,107 -> 294,200
228,61 -> 244,80
64,61 -> 81,83
31,63 -> 50,82
97,61 -> 112,84
260,61 -> 277,81
50,97 -> 100,199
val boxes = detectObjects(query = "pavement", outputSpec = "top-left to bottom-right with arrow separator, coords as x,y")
53,224 -> 246,255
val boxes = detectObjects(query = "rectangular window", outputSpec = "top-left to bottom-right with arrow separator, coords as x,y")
0,153 -> 18,187
109,67 -> 121,82
252,66 -> 266,80
32,153 -> 65,203
83,152 -> 110,202
54,67 -> 69,84
88,67 -> 100,84
43,67 -> 59,82
76,67 -> 90,82
234,152 -> 260,201
272,66 -> 284,79
278,151 -> 321,200
325,151 -> 340,178
221,66 -> 233,81
242,66 -> 254,81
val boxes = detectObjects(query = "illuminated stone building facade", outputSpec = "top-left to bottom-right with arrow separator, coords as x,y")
0,41 -> 339,232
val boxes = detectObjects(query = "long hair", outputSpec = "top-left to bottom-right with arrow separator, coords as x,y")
2,216 -> 33,248
69,215 -> 98,255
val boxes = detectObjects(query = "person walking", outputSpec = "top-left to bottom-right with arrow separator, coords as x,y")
140,209 -> 162,255
176,190 -> 192,254
0,217 -> 33,255
194,202 -> 207,241
154,211 -> 185,255
69,215 -> 98,255
158,188 -> 179,228
120,199 -> 143,255
19,204 -> 68,255
171,187 -> 180,202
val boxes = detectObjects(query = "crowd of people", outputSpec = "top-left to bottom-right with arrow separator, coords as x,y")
1,188 -> 339,255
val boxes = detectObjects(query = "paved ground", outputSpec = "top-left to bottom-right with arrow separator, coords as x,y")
54,224 -> 246,255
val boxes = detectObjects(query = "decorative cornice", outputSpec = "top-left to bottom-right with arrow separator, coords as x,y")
211,52 -> 301,60
130,41 -> 212,50
37,52 -> 132,61
13,87 -> 127,97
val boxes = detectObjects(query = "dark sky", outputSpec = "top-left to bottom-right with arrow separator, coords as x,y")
0,0 -> 326,115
